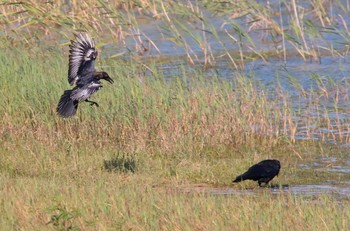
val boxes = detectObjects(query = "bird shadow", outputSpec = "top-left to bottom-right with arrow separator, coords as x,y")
238,184 -> 290,190
103,154 -> 137,173
268,184 -> 290,189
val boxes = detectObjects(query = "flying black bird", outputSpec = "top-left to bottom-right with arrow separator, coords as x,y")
56,33 -> 113,117
232,159 -> 281,186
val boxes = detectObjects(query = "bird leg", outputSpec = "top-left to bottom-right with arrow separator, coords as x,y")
258,181 -> 267,187
85,99 -> 99,107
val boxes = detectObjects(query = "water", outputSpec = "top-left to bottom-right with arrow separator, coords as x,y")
121,1 -> 350,58
299,156 -> 350,173
286,184 -> 350,198
180,182 -> 350,199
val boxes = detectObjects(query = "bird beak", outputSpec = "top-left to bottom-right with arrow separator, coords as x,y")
105,76 -> 114,84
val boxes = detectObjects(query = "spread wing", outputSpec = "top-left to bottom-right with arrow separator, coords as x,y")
68,33 -> 97,85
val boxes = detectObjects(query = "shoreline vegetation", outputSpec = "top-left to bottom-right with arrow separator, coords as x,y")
2,0 -> 350,63
1,0 -> 350,230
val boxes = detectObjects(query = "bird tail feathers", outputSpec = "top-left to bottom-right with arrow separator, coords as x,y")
57,90 -> 78,117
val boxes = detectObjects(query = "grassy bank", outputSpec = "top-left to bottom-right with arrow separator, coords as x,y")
1,174 -> 349,230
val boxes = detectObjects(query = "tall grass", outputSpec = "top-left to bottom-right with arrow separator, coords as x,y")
2,0 -> 350,66
0,45 -> 284,155
1,44 -> 350,155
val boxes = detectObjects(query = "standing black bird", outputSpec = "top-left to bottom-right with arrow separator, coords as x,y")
232,159 -> 281,186
57,33 -> 113,117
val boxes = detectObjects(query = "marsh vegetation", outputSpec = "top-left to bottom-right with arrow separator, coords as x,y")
1,0 -> 350,229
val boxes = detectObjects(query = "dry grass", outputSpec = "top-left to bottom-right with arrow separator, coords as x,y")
1,173 -> 349,230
